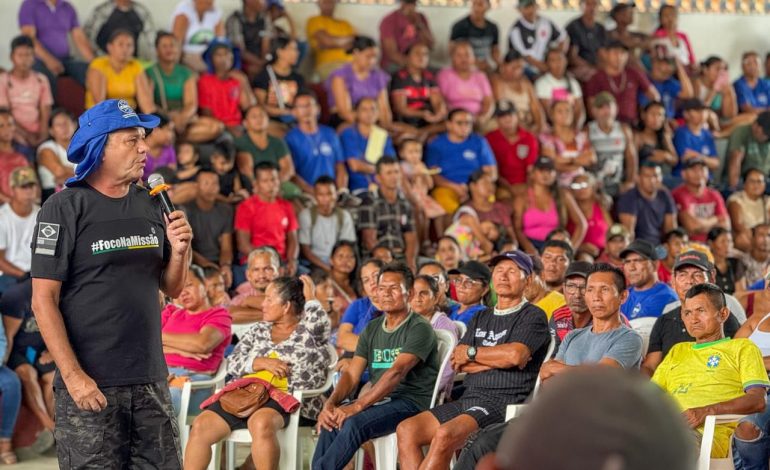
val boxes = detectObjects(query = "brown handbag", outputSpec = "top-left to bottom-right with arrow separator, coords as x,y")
219,382 -> 271,418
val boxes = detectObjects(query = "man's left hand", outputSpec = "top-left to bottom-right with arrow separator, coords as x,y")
333,402 -> 362,429
682,406 -> 711,429
451,344 -> 470,370
165,210 -> 193,257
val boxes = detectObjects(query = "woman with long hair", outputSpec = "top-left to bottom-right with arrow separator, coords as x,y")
633,101 -> 678,185
328,241 -> 358,315
707,227 -> 747,296
36,109 -> 76,201
652,5 -> 696,72
253,36 -> 304,137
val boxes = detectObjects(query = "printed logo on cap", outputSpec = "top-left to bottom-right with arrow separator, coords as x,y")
118,100 -> 137,119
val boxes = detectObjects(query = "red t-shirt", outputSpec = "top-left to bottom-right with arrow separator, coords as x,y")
485,128 -> 539,185
671,185 -> 728,242
161,304 -> 232,373
198,74 -> 242,126
234,194 -> 298,260
585,66 -> 652,124
0,151 -> 29,199
658,261 -> 672,285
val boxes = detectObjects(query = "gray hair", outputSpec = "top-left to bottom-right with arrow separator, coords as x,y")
248,246 -> 280,270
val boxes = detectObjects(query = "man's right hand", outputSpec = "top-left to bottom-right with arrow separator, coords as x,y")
64,370 -> 107,412
317,403 -> 338,432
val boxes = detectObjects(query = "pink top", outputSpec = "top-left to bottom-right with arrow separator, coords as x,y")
0,72 -> 53,133
436,68 -> 492,116
162,304 -> 232,373
568,202 -> 608,250
522,188 -> 560,242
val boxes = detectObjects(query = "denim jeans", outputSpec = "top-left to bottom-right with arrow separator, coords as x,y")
0,366 -> 21,438
312,397 -> 422,470
734,393 -> 770,470
167,367 -> 215,417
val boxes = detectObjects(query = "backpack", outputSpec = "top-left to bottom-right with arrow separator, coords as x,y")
310,206 -> 345,242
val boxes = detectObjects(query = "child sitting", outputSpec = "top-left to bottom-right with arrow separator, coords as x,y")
398,139 -> 445,251
210,141 -> 253,204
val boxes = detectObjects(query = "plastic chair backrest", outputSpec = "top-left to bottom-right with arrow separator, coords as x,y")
453,321 -> 468,341
629,317 -> 657,357
430,329 -> 456,407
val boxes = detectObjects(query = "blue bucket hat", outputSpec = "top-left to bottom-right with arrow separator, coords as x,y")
66,99 -> 160,186
202,38 -> 241,74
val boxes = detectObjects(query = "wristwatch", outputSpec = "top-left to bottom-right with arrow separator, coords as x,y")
466,346 -> 477,362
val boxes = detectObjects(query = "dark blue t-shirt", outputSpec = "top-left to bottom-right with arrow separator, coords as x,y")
340,297 -> 380,335
339,126 -> 396,192
616,188 -> 676,244
672,126 -> 717,177
425,133 -> 496,184
285,125 -> 345,185
620,282 -> 678,320
734,76 -> 770,109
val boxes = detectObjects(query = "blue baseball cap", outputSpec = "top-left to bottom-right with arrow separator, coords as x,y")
489,250 -> 534,276
65,99 -> 160,186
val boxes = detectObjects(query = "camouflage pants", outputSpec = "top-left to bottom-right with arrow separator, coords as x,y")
54,382 -> 182,469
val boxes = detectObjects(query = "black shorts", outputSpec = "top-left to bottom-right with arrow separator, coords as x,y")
8,347 -> 55,376
54,382 -> 181,469
206,398 -> 292,430
429,394 -> 508,429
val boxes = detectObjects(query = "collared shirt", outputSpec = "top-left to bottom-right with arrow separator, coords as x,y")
357,187 -> 415,253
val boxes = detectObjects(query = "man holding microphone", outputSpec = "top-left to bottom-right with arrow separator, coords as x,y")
31,99 -> 192,468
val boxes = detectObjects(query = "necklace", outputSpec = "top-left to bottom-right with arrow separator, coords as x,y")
607,70 -> 627,96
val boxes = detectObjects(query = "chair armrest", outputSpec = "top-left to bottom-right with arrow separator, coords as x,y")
698,414 -> 749,470
505,404 -> 526,421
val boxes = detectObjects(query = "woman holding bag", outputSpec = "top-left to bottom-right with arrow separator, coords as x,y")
184,276 -> 332,470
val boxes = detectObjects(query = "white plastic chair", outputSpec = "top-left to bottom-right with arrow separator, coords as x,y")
504,333 -> 556,422
177,359 -> 228,453
368,329 -> 457,470
453,321 -> 468,341
698,414 -> 746,470
223,344 -> 338,470
629,317 -> 657,356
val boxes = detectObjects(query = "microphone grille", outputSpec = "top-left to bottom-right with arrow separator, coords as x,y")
147,173 -> 165,189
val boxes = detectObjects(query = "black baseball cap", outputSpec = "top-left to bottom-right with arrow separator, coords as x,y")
565,261 -> 592,279
604,39 -> 630,51
533,156 -> 555,171
449,261 -> 492,284
620,239 -> 659,261
494,99 -> 517,117
489,250 -> 534,277
674,250 -> 712,271
682,157 -> 708,169
681,98 -> 707,112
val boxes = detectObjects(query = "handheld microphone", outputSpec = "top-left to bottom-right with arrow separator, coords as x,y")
147,173 -> 176,216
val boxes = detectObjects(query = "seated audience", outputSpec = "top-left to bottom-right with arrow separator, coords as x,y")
359,157 -> 418,270
418,260 -> 459,314
651,283 -> 768,461
285,91 -> 347,194
313,263 -> 439,470
396,250 -> 550,470
568,173 -> 611,259
549,261 -> 592,351
640,55 -> 693,120
225,0 -> 270,79
694,56 -> 740,122
587,92 -> 636,197
460,170 -> 516,251
450,0 -> 500,72
524,254 -> 566,320
390,43 -> 447,135
634,102 -> 678,181
0,303 -> 20,464
426,108 -> 497,217
620,239 -> 678,320
642,250 -> 741,376
147,32 -> 223,144
143,113 -> 176,181
485,100 -> 538,200
448,260 -> 490,325
728,167 -> 770,251
85,29 -> 155,112
535,49 -> 584,126
162,266 -> 231,413
198,38 -> 254,134
336,258 -> 383,358
36,109 -> 76,201
235,162 -> 298,274
398,138 -> 445,245
513,157 -> 585,254
672,98 -> 719,177
671,158 -> 729,243
652,5 -> 696,70
606,2 -> 649,67
183,168 -> 234,287
708,227 -> 747,295
565,0 -> 606,81
171,0 -> 224,72
253,36 -> 304,135
492,51 -> 543,133
340,97 -> 396,194
657,228 -> 688,284
437,41 -> 493,128
186,276 -> 331,470
327,241 -> 358,315
734,51 -> 770,114
596,223 -> 630,270
372,244 -> 395,264
617,161 -> 677,244
228,247 -> 280,333
740,224 -> 770,287
210,141 -> 252,204
298,176 -> 356,272
540,240 -> 572,295
378,0 -> 434,72
18,0 -> 94,91
84,0 -> 156,61
0,168 -> 39,294
203,266 -> 231,306
235,105 -> 295,196
726,113 -> 770,190
540,99 -> 596,187
585,40 -> 659,124
306,0 -> 355,80
0,36 -> 52,151
507,0 -> 567,76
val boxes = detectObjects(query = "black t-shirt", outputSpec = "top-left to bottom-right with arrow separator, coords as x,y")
97,9 -> 145,57
218,169 -> 252,198
715,258 -> 746,295
565,17 -> 607,66
390,68 -> 438,126
30,184 -> 171,388
461,303 -> 550,402
182,201 -> 233,264
252,68 -> 305,109
648,307 -> 741,358
0,279 -> 44,352
450,16 -> 499,62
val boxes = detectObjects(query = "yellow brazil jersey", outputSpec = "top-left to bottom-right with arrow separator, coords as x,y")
652,338 -> 770,458
85,56 -> 143,109
535,290 -> 566,320
306,16 -> 354,68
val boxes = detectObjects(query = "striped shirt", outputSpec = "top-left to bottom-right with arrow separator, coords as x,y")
357,188 -> 415,254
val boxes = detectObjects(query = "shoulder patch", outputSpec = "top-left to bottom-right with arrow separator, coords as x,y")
35,222 -> 60,256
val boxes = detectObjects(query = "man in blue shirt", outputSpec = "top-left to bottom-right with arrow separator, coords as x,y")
734,51 -> 770,114
639,56 -> 693,119
672,98 -> 719,177
285,91 -> 347,194
617,161 -> 677,244
426,108 -> 497,216
620,239 -> 677,320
